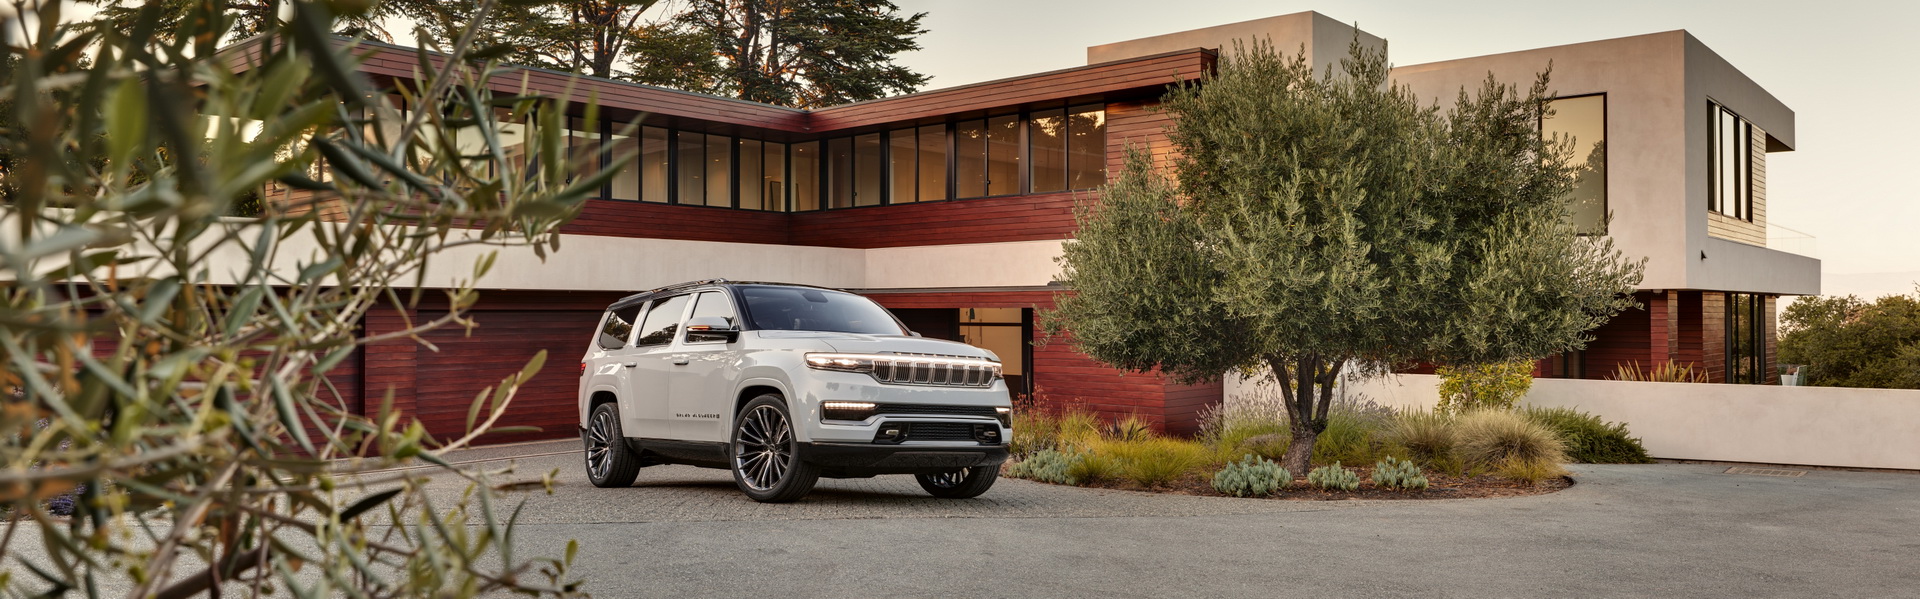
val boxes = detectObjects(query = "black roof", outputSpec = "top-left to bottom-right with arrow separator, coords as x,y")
605,279 -> 844,310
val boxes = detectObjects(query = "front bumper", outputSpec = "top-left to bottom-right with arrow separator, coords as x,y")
802,442 -> 1009,477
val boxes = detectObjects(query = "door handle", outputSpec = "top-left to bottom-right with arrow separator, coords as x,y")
623,362 -> 637,368
671,357 -> 690,366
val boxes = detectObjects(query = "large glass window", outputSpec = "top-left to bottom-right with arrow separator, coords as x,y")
854,133 -> 883,206
792,141 -> 820,211
886,125 -> 950,204
633,294 -> 691,347
1029,109 -> 1067,193
1709,102 -> 1753,221
640,127 -> 669,203
567,116 -> 602,188
985,114 -> 1020,197
1066,105 -> 1107,190
739,139 -> 764,210
955,119 -> 987,199
1543,95 -> 1607,235
706,133 -> 732,206
826,137 -> 853,208
889,129 -> 916,203
1727,293 -> 1764,384
917,124 -> 948,202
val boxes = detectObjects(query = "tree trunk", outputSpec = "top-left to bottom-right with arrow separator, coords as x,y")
1268,355 -> 1321,476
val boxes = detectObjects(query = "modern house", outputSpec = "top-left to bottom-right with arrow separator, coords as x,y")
231,11 -> 1819,440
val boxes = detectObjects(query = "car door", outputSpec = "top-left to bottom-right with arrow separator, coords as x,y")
667,291 -> 745,442
584,304 -> 644,425
622,294 -> 694,439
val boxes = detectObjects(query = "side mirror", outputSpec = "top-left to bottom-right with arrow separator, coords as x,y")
685,316 -> 741,343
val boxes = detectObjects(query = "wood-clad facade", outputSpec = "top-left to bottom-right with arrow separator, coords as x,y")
221,15 -> 1813,445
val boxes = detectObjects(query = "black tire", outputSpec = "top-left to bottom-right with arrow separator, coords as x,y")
583,402 -> 643,488
730,394 -> 821,503
915,465 -> 1001,499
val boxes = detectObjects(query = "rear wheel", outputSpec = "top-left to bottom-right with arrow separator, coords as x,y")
730,394 -> 820,503
584,402 -> 642,488
916,465 -> 1000,499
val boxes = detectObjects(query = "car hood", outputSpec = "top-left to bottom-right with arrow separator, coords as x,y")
755,331 -> 997,361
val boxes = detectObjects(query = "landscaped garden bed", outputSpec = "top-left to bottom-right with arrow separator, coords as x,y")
1004,390 -> 1650,501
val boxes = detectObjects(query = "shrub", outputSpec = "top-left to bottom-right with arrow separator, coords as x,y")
1092,437 -> 1211,488
1212,454 -> 1291,497
1455,410 -> 1568,483
1610,360 -> 1708,383
1010,409 -> 1063,457
1306,462 -> 1361,491
1311,407 -> 1388,466
1108,413 -> 1156,441
1068,451 -> 1121,484
1007,449 -> 1084,485
1057,410 -> 1104,448
1371,457 -> 1429,491
1384,409 -> 1463,475
1200,386 -> 1294,441
1522,407 -> 1655,464
1436,360 -> 1536,412
1231,432 -> 1290,463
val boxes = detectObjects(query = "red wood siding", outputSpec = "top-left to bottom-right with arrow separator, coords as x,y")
1583,293 -> 1654,379
410,309 -> 603,444
562,199 -> 793,244
808,50 -> 1214,131
788,192 -> 1085,248
1106,98 -> 1178,174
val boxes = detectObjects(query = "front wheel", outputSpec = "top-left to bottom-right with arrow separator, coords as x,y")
730,394 -> 821,503
916,465 -> 1001,499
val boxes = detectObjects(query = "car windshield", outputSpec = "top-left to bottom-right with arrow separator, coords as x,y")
737,286 -> 905,335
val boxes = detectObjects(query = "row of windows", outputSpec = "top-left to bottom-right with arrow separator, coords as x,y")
565,105 -> 1107,212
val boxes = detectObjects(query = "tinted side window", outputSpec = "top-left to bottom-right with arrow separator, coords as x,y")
686,292 -> 739,343
633,295 -> 691,347
598,305 -> 643,350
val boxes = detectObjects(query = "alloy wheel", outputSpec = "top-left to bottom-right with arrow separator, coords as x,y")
586,408 -> 617,481
923,468 -> 971,488
734,404 -> 794,491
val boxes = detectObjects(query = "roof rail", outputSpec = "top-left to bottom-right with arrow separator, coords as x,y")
607,279 -> 732,310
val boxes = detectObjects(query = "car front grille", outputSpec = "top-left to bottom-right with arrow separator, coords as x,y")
906,422 -> 981,441
869,355 -> 999,388
872,404 -> 1000,419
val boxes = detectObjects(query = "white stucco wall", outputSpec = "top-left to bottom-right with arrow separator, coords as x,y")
1330,373 -> 1920,471
0,209 -> 1067,293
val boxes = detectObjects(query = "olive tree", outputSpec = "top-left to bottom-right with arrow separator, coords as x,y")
0,0 -> 612,595
1045,40 -> 1644,475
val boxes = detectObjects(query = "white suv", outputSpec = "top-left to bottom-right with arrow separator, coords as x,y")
578,280 -> 1012,502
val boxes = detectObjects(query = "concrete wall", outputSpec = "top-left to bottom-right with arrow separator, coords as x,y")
1389,31 -> 1817,297
1329,373 -> 1920,471
1086,11 -> 1385,76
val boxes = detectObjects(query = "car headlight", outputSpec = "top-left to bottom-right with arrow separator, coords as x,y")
804,352 -> 1003,386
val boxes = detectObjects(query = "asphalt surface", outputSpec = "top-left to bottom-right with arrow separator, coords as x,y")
440,440 -> 1920,599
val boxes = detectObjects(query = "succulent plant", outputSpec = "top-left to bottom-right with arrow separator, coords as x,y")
1211,454 -> 1291,497
1006,449 -> 1084,485
1307,462 -> 1361,492
1371,457 -> 1430,491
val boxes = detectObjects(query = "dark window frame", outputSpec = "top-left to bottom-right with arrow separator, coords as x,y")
1726,293 -> 1765,384
1538,92 -> 1608,236
1708,100 -> 1755,222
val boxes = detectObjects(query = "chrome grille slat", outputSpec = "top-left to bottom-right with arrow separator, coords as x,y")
865,354 -> 999,388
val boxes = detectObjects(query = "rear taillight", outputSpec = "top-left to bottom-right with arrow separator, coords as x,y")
580,362 -> 588,375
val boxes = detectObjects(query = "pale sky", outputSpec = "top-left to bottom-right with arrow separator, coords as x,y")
893,0 -> 1920,295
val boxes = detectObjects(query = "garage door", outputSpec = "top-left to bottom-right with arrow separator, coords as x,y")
413,309 -> 603,444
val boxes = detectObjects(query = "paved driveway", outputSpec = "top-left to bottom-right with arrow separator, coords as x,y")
446,440 -> 1920,598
